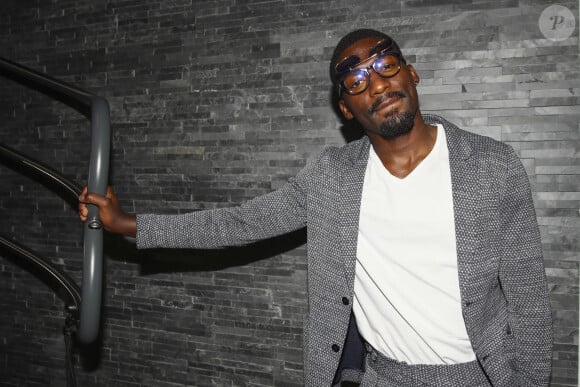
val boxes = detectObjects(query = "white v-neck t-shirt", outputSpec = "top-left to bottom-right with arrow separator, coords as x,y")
353,125 -> 476,364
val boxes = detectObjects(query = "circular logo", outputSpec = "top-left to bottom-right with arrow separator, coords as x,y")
539,5 -> 576,41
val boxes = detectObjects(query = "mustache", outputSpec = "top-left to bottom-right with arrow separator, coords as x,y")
368,91 -> 407,114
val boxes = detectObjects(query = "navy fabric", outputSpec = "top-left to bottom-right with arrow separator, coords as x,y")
333,312 -> 366,385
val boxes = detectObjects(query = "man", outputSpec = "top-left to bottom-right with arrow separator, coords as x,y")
79,29 -> 553,386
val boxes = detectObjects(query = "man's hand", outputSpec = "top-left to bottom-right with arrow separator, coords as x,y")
78,186 -> 137,237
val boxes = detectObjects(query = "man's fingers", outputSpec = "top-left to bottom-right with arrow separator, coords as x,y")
78,186 -> 89,221
78,186 -> 118,228
106,185 -> 115,198
78,186 -> 115,204
83,192 -> 111,208
78,186 -> 88,202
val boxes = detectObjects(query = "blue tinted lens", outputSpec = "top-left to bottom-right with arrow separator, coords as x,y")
372,54 -> 400,77
342,70 -> 370,94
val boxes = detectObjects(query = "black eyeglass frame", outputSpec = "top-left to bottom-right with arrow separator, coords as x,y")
335,51 -> 404,96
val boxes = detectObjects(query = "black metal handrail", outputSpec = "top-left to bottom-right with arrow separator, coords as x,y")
0,143 -> 83,308
0,234 -> 81,312
0,144 -> 86,387
0,233 -> 81,387
0,143 -> 83,201
0,56 -> 110,344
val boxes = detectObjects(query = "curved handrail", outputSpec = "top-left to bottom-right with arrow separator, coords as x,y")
0,144 -> 83,201
0,57 -> 110,344
0,57 -> 93,109
0,142 -> 83,312
0,234 -> 81,313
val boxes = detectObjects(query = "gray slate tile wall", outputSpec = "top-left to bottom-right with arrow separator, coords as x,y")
0,0 -> 577,386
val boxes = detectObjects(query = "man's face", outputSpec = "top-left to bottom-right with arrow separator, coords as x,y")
337,37 -> 421,140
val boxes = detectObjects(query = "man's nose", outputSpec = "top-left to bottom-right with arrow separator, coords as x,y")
368,71 -> 391,95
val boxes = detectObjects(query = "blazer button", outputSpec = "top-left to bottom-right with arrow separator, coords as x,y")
342,297 -> 350,305
332,344 -> 340,352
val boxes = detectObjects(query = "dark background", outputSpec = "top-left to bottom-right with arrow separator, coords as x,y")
0,0 -> 578,386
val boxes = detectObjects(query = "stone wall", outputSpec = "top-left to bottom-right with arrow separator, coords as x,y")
0,0 -> 578,386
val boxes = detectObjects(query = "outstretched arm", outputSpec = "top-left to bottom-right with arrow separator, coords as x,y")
78,186 -> 137,237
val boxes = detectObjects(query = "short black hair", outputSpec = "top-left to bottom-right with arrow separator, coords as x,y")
329,29 -> 403,86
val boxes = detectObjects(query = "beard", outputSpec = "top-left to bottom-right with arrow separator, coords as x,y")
377,110 -> 416,140
367,91 -> 417,140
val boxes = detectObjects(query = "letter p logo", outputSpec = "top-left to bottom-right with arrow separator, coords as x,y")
550,15 -> 565,30
540,5 -> 576,41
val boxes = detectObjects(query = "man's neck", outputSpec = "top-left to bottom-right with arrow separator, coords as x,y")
368,118 -> 437,179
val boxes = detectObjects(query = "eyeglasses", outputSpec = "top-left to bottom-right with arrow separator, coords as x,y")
335,51 -> 403,95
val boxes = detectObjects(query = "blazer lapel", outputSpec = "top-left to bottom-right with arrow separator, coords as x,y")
443,122 -> 485,301
339,137 -> 370,294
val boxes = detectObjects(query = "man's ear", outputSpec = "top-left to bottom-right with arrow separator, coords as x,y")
338,99 -> 354,120
407,64 -> 420,85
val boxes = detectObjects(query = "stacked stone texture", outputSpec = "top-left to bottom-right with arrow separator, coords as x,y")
0,0 -> 577,386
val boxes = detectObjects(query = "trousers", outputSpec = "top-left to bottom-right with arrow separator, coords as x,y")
359,344 -> 492,387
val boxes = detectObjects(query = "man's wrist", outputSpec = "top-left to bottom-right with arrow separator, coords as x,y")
125,214 -> 137,237
117,213 -> 137,237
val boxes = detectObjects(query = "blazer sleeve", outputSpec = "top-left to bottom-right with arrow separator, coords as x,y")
498,147 -> 553,386
134,150 -> 327,250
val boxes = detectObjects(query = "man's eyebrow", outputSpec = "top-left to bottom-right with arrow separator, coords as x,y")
369,40 -> 388,56
341,55 -> 358,62
336,55 -> 360,72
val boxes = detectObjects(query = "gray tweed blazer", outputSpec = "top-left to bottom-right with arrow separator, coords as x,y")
137,115 -> 552,387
